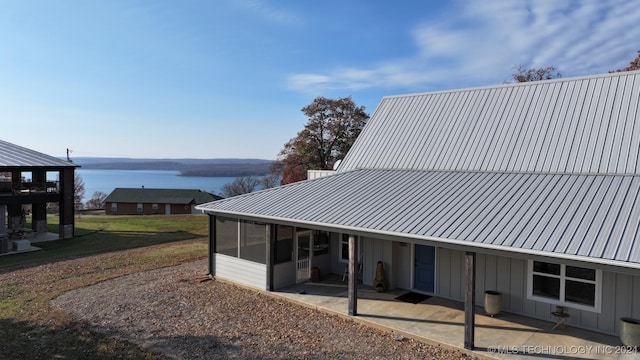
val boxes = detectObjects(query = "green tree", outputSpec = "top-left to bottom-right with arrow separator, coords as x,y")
610,49 -> 640,72
277,96 -> 369,185
509,65 -> 561,82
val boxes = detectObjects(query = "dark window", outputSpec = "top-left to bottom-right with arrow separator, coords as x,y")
532,275 -> 560,300
566,266 -> 596,281
530,261 -> 599,310
275,225 -> 293,264
340,234 -> 349,262
533,261 -> 560,275
239,221 -> 266,264
565,280 -> 596,306
314,231 -> 329,256
216,217 -> 238,257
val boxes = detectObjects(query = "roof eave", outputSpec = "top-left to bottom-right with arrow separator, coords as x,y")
195,207 -> 640,274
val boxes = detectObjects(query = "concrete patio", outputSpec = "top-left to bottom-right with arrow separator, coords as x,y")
273,275 -> 639,360
0,231 -> 59,257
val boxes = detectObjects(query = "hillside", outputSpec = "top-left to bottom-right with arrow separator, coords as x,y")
70,157 -> 273,177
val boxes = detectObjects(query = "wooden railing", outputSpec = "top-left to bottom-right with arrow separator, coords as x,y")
0,181 -> 60,194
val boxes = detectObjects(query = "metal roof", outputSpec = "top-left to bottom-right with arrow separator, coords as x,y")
339,71 -> 640,174
106,188 -> 221,204
198,169 -> 640,269
0,139 -> 77,168
198,71 -> 640,269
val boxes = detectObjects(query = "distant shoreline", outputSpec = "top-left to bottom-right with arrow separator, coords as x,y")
71,157 -> 273,178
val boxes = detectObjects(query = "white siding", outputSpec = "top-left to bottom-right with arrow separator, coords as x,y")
307,170 -> 336,179
214,254 -> 267,290
362,237 -> 393,288
273,261 -> 296,289
392,241 -> 411,290
433,250 -> 640,336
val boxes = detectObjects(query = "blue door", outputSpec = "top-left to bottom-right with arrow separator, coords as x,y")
414,245 -> 435,293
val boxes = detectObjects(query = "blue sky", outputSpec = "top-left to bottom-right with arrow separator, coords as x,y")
1,0 -> 639,160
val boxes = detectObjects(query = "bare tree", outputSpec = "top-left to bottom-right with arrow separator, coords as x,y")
220,176 -> 261,197
610,49 -> 640,72
74,173 -> 85,210
509,65 -> 561,82
85,191 -> 107,209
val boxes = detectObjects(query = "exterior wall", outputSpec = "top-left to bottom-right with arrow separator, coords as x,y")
392,241 -> 412,290
435,248 -> 640,336
313,253 -> 332,279
307,170 -> 336,180
329,233 -> 345,276
105,202 -> 192,215
361,237 -> 394,289
273,261 -> 296,289
214,253 -> 267,290
436,248 -> 465,300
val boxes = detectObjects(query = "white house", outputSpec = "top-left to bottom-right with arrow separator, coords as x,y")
196,70 -> 640,348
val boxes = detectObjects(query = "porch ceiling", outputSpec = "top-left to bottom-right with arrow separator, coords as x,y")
197,169 -> 640,270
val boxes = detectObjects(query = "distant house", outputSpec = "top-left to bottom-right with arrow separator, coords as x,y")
105,188 -> 221,215
197,70 -> 640,346
0,139 -> 78,253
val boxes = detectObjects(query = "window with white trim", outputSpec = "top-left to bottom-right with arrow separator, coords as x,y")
339,234 -> 349,263
338,234 -> 361,263
527,260 -> 602,312
137,203 -> 143,213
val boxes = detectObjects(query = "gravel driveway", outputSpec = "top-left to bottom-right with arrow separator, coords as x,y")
51,259 -> 477,359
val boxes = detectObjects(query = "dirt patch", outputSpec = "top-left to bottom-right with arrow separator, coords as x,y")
52,260 -> 478,359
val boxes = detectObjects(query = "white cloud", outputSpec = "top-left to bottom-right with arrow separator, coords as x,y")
287,0 -> 640,94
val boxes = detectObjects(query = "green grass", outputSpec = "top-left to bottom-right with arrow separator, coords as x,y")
0,214 -> 210,359
1,214 -> 209,271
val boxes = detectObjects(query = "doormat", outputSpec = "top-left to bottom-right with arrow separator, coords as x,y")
394,292 -> 431,304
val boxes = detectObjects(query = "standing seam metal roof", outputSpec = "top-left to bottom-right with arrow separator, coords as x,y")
197,71 -> 640,269
0,139 -> 77,168
197,169 -> 640,268
338,71 -> 640,174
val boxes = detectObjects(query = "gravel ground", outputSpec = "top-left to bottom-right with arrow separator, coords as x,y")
51,259 -> 478,360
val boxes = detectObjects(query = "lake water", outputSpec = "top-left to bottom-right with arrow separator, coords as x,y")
77,169 -> 236,202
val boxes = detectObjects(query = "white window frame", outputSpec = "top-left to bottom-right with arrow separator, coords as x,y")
152,203 -> 159,211
137,203 -> 143,213
527,260 -> 602,313
338,233 -> 361,264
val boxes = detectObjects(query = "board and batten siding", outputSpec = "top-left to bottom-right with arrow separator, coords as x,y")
214,253 -> 267,290
361,237 -> 394,289
436,249 -> 640,336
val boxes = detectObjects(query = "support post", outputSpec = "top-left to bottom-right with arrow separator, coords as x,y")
208,215 -> 216,276
348,234 -> 358,316
58,168 -> 75,239
0,204 -> 7,254
32,169 -> 47,233
266,223 -> 275,291
9,171 -> 22,229
464,251 -> 476,350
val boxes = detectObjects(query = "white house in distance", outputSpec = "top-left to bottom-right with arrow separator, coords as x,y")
196,70 -> 640,348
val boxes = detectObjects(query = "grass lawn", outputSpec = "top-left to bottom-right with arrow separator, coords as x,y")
0,214 -> 210,359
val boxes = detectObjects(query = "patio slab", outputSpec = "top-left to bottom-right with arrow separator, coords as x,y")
275,276 -> 640,360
